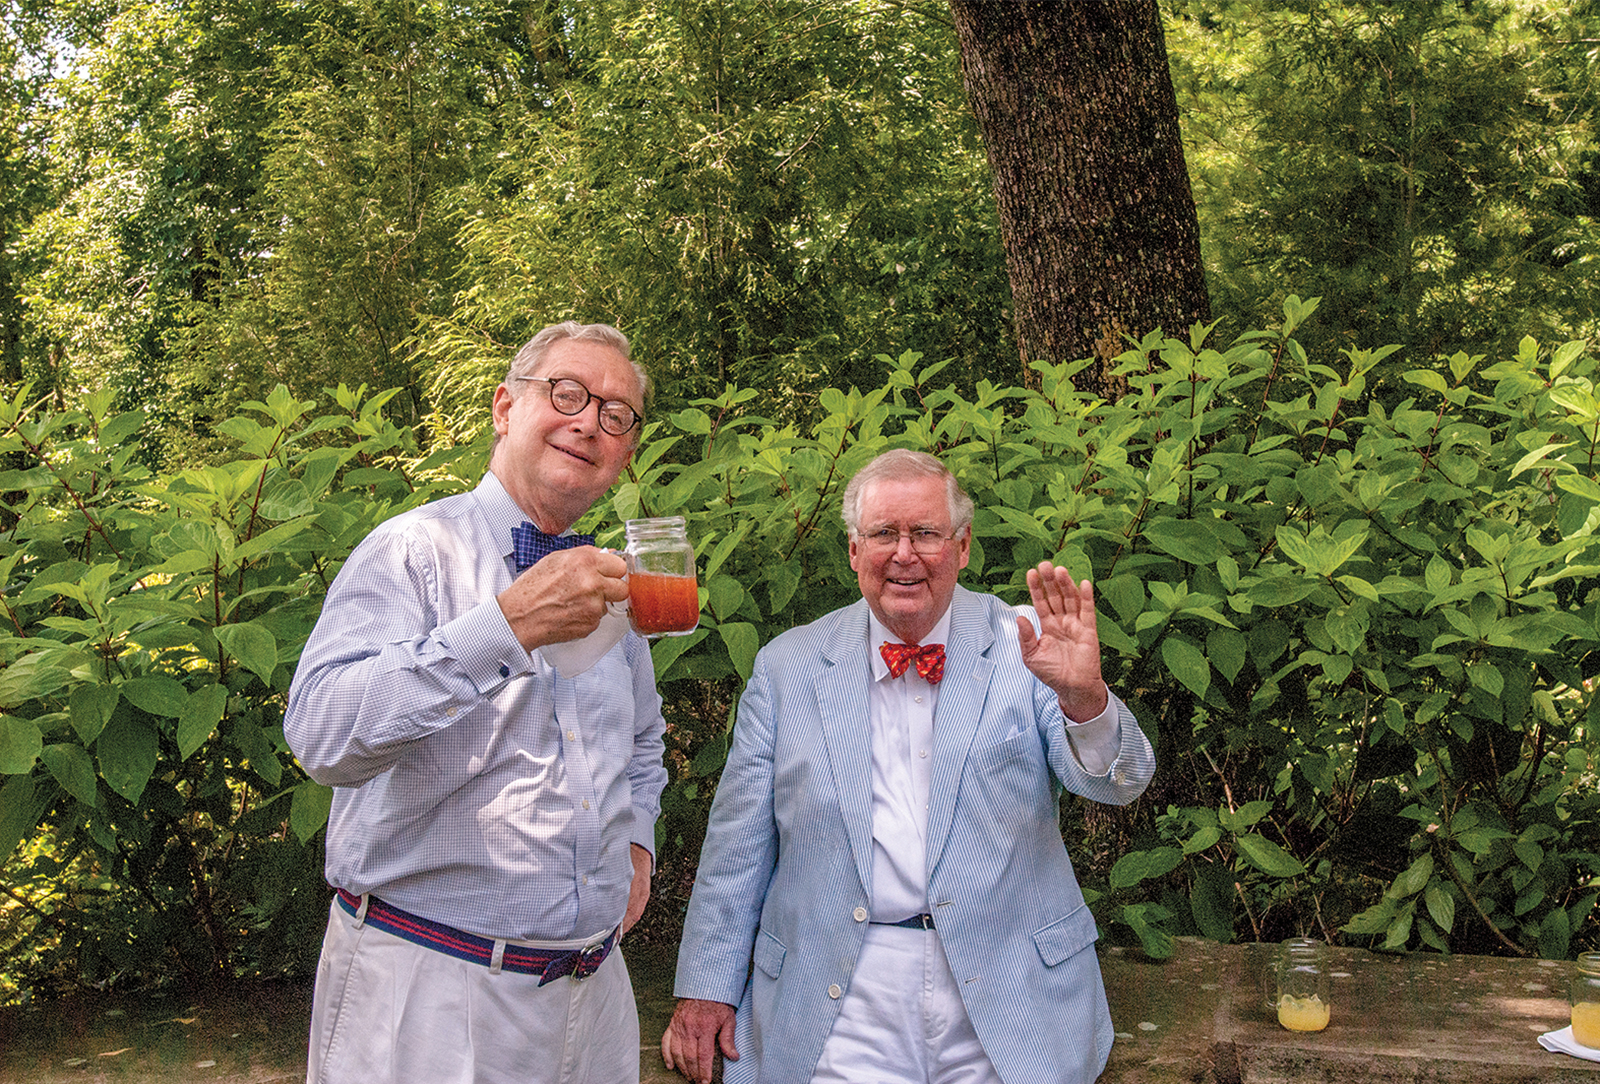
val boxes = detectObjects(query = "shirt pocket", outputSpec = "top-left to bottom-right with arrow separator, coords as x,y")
1033,902 -> 1099,967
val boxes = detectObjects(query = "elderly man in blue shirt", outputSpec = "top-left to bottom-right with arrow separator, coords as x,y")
286,321 -> 667,1084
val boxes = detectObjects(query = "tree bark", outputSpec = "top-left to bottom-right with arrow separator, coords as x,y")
950,0 -> 1209,397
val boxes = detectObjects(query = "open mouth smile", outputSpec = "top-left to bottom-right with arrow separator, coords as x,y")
552,443 -> 595,465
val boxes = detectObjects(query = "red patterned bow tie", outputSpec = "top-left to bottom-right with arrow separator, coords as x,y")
880,641 -> 946,684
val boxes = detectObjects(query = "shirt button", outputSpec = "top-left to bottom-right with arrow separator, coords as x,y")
915,696 -> 924,704
582,875 -> 589,885
828,984 -> 842,999
919,750 -> 928,758
446,708 -> 457,718
567,730 -> 577,741
582,799 -> 591,810
853,906 -> 867,922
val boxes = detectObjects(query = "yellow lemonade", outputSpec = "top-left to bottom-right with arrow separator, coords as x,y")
1574,1001 -> 1600,1049
1277,993 -> 1330,1032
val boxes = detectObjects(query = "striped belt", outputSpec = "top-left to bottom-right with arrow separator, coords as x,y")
336,889 -> 619,986
872,913 -> 936,930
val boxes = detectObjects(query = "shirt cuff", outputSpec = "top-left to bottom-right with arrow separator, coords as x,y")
631,817 -> 658,869
1063,698 -> 1121,777
440,599 -> 533,694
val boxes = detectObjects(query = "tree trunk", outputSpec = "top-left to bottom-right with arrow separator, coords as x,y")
950,0 -> 1209,397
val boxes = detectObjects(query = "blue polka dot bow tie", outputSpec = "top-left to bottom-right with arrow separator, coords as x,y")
511,521 -> 595,573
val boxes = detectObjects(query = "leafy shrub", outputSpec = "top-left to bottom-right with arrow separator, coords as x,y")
3,304 -> 1597,996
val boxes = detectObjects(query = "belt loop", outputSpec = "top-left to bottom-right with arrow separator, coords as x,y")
489,939 -> 506,975
353,894 -> 371,927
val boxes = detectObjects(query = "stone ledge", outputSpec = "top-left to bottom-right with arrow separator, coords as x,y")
1102,939 -> 1600,1084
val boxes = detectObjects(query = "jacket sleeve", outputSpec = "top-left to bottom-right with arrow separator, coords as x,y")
671,653 -> 780,1006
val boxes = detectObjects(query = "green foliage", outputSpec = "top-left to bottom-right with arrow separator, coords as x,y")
622,318 -> 1600,962
1171,1 -> 1600,377
5,314 -> 1600,996
404,0 -> 1015,436
0,378 -> 475,997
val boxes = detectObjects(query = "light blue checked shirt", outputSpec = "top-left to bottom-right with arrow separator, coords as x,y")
285,472 -> 668,942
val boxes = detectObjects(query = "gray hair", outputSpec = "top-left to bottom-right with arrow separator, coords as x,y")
840,449 -> 975,535
504,321 -> 651,403
496,321 -> 650,450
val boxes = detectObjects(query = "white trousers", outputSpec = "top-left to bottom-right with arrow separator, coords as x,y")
811,924 -> 1004,1084
306,899 -> 639,1084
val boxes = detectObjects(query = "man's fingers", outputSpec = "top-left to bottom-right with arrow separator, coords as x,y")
1016,613 -> 1038,654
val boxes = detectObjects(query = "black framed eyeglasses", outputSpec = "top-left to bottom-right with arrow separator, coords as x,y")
856,527 -> 962,556
517,377 -> 641,437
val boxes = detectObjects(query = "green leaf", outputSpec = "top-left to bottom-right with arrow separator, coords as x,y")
176,683 -> 228,760
1234,832 -> 1304,877
0,653 -> 77,709
1220,800 -> 1272,832
1513,839 -> 1543,872
120,675 -> 189,718
1161,636 -> 1211,699
1120,902 -> 1174,960
1190,862 -> 1236,942
649,628 -> 708,679
718,622 -> 760,682
1344,898 -> 1397,935
1541,907 -> 1572,960
766,559 -> 801,615
1248,575 -> 1319,607
1389,853 -> 1434,898
0,774 -> 41,862
707,575 -> 746,622
1109,846 -> 1183,889
40,743 -> 98,806
1382,903 -> 1415,950
215,621 -> 279,685
690,733 -> 729,777
0,715 -> 43,774
1140,519 -> 1221,565
96,715 -> 158,804
1424,883 -> 1455,933
290,781 -> 333,843
1206,627 -> 1248,684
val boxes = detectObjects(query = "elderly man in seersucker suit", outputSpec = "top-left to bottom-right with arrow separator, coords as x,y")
661,448 -> 1156,1084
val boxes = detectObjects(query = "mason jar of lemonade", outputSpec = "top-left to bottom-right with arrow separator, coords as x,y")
1573,952 -> 1600,1048
623,517 -> 700,637
1274,938 -> 1331,1032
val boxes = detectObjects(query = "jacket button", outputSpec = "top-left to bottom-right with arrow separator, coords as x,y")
828,984 -> 842,999
852,906 -> 867,922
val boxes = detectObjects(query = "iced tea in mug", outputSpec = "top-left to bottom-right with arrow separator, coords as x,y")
623,517 -> 699,637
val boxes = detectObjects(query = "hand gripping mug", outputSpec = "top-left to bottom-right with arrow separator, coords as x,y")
623,517 -> 700,637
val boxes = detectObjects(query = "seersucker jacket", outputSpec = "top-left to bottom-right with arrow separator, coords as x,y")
673,585 -> 1157,1084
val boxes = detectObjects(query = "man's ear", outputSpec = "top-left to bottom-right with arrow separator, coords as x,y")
490,384 -> 514,435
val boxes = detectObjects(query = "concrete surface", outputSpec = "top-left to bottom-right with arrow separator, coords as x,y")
0,939 -> 1595,1082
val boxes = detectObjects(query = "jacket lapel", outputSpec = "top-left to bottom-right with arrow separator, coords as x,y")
925,587 -> 997,877
816,599 -> 876,897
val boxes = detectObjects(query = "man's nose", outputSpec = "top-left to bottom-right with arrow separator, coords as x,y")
565,399 -> 602,433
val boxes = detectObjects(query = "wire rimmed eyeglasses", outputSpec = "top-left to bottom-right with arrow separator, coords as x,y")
516,376 -> 641,436
856,527 -> 963,556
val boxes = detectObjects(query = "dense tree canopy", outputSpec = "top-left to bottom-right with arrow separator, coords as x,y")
1171,0 -> 1600,379
5,0 -> 1598,442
